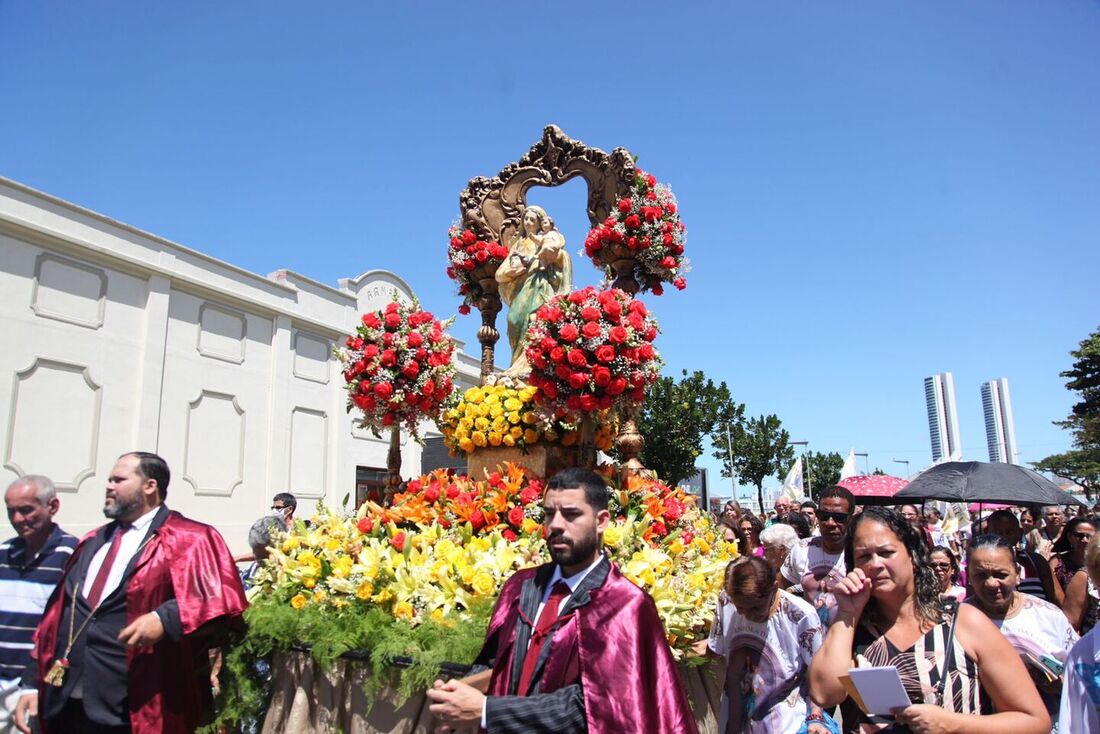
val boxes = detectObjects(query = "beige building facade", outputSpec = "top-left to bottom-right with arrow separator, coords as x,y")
0,178 -> 478,551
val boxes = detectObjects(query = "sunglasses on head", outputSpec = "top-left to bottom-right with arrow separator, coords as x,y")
818,510 -> 850,524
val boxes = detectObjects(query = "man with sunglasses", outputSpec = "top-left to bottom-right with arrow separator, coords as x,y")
779,485 -> 855,628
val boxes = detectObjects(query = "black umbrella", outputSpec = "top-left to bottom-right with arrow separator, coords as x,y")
886,461 -> 1086,508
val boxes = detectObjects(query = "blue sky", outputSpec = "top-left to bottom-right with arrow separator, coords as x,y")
3,2 -> 1098,503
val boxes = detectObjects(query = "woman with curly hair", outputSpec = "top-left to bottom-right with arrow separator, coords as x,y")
809,506 -> 1049,733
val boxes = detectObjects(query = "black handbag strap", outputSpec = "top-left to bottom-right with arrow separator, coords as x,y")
936,598 -> 961,702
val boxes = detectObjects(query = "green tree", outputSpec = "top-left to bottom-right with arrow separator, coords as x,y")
713,414 -> 795,514
1035,326 -> 1100,499
624,370 -> 744,487
1056,326 -> 1100,448
802,451 -> 845,500
1033,450 -> 1100,499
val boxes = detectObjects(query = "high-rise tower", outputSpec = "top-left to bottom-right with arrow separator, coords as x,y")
982,378 -> 1018,464
925,372 -> 962,462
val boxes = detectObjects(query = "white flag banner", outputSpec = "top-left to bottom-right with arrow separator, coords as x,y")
782,458 -> 804,500
840,449 -> 858,480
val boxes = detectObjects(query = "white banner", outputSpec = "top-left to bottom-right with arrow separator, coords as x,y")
840,449 -> 858,480
782,458 -> 804,501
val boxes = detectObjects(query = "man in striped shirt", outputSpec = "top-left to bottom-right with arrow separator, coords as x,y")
0,476 -> 76,733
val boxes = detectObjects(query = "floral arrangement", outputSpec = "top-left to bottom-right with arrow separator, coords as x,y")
584,168 -> 687,294
249,463 -> 735,658
380,465 -> 545,538
524,287 -> 663,420
445,224 -> 510,315
440,384 -> 616,456
336,296 -> 457,439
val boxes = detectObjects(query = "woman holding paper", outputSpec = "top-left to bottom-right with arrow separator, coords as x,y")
964,534 -> 1078,729
808,506 -> 1049,734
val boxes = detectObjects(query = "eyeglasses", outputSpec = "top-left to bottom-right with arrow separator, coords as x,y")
1073,532 -> 1095,540
818,510 -> 850,524
929,562 -> 953,570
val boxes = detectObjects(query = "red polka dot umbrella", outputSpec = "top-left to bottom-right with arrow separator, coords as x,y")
837,474 -> 909,504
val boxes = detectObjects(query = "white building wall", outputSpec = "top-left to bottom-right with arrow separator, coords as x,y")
0,178 -> 480,551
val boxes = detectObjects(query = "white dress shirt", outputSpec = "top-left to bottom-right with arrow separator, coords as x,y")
532,553 -> 606,623
81,506 -> 159,602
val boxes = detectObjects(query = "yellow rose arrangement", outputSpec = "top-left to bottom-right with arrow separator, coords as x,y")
441,385 -> 615,456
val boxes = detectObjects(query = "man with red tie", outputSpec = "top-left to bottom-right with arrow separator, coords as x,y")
14,451 -> 246,734
427,467 -> 697,734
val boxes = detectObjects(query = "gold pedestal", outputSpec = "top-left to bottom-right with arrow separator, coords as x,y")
466,445 -> 576,480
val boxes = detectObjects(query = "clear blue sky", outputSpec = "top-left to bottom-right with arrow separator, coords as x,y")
3,2 -> 1098,503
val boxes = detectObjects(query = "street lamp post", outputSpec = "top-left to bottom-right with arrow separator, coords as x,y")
893,459 -> 910,478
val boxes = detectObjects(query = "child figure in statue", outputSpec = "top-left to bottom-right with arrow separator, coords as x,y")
494,205 -> 572,376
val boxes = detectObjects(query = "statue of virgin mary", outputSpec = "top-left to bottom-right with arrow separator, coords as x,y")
494,205 -> 572,376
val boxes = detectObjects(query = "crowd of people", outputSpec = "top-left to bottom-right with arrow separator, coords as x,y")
711,490 -> 1100,733
5,456 -> 1100,733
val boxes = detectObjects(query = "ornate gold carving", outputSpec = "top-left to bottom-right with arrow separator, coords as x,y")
458,125 -> 637,382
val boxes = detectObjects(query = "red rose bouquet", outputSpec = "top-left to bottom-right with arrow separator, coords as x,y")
337,297 -> 457,439
524,287 -> 662,421
445,224 -> 510,314
583,168 -> 687,294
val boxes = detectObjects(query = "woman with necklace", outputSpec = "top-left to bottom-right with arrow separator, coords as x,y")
964,534 -> 1078,731
809,506 -> 1049,733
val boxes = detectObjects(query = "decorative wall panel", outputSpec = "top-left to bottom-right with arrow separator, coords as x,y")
197,303 -> 247,364
4,359 -> 101,490
289,407 -> 327,498
30,254 -> 107,329
293,331 -> 330,384
182,390 -> 245,496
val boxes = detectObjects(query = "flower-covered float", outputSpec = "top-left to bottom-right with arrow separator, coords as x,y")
211,127 -> 730,734
212,464 -> 735,730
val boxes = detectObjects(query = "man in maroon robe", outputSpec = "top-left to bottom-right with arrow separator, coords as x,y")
427,467 -> 697,734
14,451 -> 247,734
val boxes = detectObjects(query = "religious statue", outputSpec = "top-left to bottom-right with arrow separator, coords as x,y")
494,205 -> 572,375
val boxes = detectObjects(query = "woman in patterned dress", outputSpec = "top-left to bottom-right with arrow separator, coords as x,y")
709,557 -> 829,733
808,506 -> 1049,733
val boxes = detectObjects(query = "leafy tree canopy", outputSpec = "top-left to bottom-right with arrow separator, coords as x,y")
713,414 -> 794,514
1033,449 -> 1100,499
1057,326 -> 1100,449
802,451 -> 845,500
625,369 -> 744,488
1036,326 -> 1100,499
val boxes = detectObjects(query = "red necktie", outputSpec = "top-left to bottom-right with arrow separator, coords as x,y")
517,581 -> 571,696
86,524 -> 129,608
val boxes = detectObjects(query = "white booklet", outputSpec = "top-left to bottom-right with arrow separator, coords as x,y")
846,666 -> 912,716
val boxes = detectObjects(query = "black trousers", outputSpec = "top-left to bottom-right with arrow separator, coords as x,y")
48,698 -> 130,734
